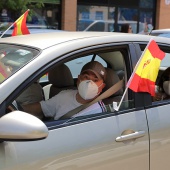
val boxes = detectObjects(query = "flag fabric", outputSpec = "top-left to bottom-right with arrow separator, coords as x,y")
127,39 -> 165,96
12,10 -> 30,36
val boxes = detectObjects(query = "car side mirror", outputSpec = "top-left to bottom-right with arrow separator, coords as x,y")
0,111 -> 48,141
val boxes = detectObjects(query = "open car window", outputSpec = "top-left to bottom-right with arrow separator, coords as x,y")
7,46 -> 136,127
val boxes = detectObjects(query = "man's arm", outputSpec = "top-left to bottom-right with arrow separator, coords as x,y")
22,102 -> 44,120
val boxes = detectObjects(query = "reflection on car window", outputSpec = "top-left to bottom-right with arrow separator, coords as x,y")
0,44 -> 39,83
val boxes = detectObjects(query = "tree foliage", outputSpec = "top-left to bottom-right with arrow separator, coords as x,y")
0,0 -> 44,20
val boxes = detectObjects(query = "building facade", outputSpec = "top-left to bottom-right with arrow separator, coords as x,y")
1,0 -> 169,33
60,0 -> 170,32
156,0 -> 170,29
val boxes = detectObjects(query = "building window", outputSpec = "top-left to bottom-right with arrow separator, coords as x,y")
139,0 -> 154,8
82,12 -> 89,19
95,11 -> 103,20
77,0 -> 155,33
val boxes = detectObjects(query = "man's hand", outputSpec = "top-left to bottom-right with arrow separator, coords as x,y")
22,102 -> 44,120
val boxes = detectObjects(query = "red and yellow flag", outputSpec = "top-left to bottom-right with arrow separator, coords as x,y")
127,39 -> 165,96
12,10 -> 30,36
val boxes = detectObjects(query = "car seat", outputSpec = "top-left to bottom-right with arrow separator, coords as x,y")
102,68 -> 124,105
43,64 -> 75,100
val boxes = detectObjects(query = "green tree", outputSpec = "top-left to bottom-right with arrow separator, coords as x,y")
0,0 -> 44,20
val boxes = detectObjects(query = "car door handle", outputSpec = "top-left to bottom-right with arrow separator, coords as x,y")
115,131 -> 145,142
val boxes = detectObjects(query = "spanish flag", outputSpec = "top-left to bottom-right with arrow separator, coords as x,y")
12,10 -> 30,36
127,39 -> 165,96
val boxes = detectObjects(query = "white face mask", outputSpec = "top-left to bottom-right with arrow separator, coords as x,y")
163,81 -> 170,95
78,80 -> 102,100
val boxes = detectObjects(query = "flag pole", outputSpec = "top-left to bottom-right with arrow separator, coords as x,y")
0,23 -> 14,38
0,9 -> 29,38
113,86 -> 128,111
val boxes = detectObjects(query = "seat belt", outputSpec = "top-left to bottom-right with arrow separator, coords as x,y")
60,79 -> 124,119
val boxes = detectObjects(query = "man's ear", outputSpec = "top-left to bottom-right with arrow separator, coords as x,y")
78,75 -> 81,78
98,83 -> 105,93
102,83 -> 106,89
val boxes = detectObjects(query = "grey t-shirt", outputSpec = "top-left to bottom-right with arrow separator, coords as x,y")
40,89 -> 104,120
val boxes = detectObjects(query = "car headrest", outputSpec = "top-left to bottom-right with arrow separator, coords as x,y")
103,68 -> 123,96
48,64 -> 74,87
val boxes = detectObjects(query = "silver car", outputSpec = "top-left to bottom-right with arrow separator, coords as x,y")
0,32 -> 170,170
0,28 -> 64,38
150,29 -> 170,38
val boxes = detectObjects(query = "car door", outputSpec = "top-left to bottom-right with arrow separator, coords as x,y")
144,44 -> 170,170
0,42 -> 150,170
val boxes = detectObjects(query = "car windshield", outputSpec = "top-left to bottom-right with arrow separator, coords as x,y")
0,44 -> 39,83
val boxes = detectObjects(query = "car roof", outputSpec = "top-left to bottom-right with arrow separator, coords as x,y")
150,29 -> 170,38
0,32 -> 170,50
151,29 -> 170,33
85,20 -> 138,24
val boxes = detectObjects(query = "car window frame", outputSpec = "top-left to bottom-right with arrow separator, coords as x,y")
1,42 -> 149,129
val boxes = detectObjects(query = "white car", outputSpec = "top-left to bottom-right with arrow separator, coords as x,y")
79,19 -> 146,33
0,28 -> 64,38
150,29 -> 170,38
0,32 -> 170,170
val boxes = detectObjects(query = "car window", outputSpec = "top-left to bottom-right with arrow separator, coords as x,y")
155,52 -> 170,85
9,47 -> 137,124
133,43 -> 162,103
160,53 -> 170,69
0,44 -> 39,83
139,44 -> 170,101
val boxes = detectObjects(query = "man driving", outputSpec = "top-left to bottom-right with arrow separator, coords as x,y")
23,61 -> 107,120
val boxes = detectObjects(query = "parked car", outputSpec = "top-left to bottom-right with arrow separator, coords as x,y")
0,32 -> 170,170
150,29 -> 170,38
78,19 -> 145,33
0,28 -> 64,38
